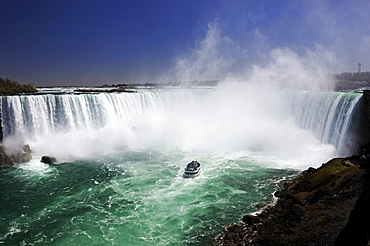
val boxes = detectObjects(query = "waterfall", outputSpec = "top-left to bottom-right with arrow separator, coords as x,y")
283,91 -> 365,156
0,88 -> 365,162
0,90 -> 196,158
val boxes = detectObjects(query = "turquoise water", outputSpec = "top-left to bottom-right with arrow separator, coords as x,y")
0,88 -> 362,245
0,148 -> 297,245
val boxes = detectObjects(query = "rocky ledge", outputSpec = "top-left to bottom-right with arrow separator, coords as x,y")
0,144 -> 32,167
218,158 -> 370,246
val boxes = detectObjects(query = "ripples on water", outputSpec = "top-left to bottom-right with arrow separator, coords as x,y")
0,149 -> 298,245
0,88 -> 361,245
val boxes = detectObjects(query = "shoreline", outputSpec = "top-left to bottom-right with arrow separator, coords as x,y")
218,157 -> 370,245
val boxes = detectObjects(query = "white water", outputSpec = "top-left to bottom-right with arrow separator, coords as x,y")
0,85 -> 365,245
0,85 -> 363,169
283,90 -> 364,156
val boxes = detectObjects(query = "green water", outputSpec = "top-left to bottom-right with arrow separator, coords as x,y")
0,148 -> 297,245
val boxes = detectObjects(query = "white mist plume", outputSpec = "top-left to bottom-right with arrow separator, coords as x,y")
169,20 -> 338,90
160,20 -> 344,168
301,0 -> 370,70
169,21 -> 247,83
249,47 -> 336,90
0,20 -> 345,170
1,85 -> 348,169
163,81 -> 337,169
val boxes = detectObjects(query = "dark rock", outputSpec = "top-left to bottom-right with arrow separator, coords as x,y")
254,204 -> 263,209
242,215 -> 260,225
334,171 -> 370,245
218,158 -> 368,246
41,156 -> 57,164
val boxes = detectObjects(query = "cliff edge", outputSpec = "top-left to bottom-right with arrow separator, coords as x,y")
218,158 -> 370,245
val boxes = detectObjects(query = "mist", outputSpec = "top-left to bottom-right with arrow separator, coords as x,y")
1,21 -> 350,169
2,80 -> 354,170
166,20 -> 337,91
2,1 -> 366,170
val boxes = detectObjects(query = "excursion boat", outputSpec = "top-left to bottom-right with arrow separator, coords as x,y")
183,160 -> 201,178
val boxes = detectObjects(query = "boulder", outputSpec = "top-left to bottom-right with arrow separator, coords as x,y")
242,215 -> 261,225
0,144 -> 32,167
22,144 -> 32,153
41,156 -> 57,164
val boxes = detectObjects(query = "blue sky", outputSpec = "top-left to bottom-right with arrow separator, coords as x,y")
1,0 -> 370,86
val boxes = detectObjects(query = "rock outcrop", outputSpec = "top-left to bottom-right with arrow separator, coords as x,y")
218,158 -> 369,245
40,156 -> 57,164
0,144 -> 32,167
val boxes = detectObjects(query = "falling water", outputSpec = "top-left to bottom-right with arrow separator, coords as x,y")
0,87 -> 364,245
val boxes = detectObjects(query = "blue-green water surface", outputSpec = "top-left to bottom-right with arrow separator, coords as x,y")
0,149 -> 297,245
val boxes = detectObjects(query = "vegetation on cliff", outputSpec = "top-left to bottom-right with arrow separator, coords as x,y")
336,72 -> 370,83
335,72 -> 370,91
0,77 -> 37,94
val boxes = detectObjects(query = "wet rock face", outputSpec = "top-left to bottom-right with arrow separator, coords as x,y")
40,156 -> 57,164
0,144 -> 32,167
218,158 -> 368,246
363,90 -> 370,124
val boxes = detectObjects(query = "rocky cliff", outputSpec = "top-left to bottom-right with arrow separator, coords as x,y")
218,158 -> 370,245
0,145 -> 32,167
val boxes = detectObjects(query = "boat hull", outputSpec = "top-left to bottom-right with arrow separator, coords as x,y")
183,167 -> 201,178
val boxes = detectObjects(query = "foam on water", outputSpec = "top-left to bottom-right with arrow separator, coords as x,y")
0,148 -> 299,245
0,87 -> 364,245
1,86 -> 362,168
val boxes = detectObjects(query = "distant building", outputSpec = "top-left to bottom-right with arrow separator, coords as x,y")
358,63 -> 362,73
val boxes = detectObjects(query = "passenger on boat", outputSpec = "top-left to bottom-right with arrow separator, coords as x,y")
187,160 -> 200,169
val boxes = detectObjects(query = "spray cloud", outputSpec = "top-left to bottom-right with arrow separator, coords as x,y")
168,19 -> 338,91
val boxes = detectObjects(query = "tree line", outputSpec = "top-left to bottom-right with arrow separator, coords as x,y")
335,72 -> 370,83
0,77 -> 38,94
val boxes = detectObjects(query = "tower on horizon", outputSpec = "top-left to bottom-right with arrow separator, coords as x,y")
358,62 -> 362,73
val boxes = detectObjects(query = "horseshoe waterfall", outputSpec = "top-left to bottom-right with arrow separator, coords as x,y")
0,86 -> 366,245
